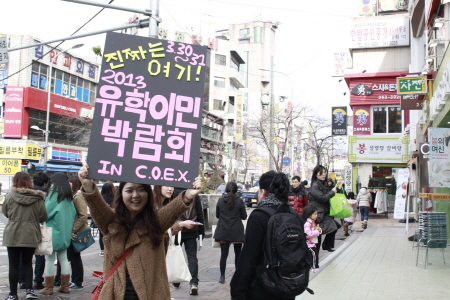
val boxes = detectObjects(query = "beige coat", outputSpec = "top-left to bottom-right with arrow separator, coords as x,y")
72,191 -> 89,234
83,188 -> 192,300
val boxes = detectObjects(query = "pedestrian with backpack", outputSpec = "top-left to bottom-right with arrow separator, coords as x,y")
308,165 -> 342,261
230,171 -> 313,300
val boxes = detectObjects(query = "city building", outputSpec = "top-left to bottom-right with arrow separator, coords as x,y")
0,34 -> 99,189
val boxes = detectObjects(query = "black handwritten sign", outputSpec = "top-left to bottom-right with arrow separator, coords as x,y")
87,32 -> 207,188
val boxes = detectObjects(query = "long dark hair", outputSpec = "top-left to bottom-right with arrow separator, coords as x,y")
13,172 -> 33,189
68,175 -> 81,195
153,185 -> 174,209
114,182 -> 163,248
49,172 -> 73,203
101,182 -> 115,199
225,181 -> 237,209
268,172 -> 290,203
310,165 -> 328,185
302,204 -> 318,222
347,192 -> 355,199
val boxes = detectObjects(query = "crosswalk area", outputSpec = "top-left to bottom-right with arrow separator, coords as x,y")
0,222 -> 101,256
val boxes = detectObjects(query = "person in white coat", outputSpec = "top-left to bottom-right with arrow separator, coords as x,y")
356,187 -> 372,229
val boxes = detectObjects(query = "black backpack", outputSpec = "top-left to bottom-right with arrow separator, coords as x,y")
255,204 -> 314,297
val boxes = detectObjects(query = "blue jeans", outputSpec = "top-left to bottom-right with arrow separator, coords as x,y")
360,206 -> 369,221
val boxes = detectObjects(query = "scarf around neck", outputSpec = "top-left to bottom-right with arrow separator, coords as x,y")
257,193 -> 283,207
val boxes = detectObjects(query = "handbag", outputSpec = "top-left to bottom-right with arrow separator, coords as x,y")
166,228 -> 191,283
329,189 -> 352,219
34,222 -> 53,256
72,227 -> 95,253
211,225 -> 220,248
91,247 -> 133,300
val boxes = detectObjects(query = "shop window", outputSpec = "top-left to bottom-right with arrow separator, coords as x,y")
215,54 -> 226,65
372,106 -> 402,134
214,77 -> 225,88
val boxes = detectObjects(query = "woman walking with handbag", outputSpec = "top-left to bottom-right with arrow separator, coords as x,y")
39,172 -> 76,295
214,182 -> 247,284
67,175 -> 89,290
2,172 -> 47,300
78,163 -> 203,300
308,165 -> 342,267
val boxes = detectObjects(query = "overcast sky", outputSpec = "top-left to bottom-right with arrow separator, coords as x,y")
1,0 -> 357,116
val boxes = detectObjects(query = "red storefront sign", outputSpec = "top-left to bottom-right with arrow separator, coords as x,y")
4,87 -> 25,138
353,105 -> 371,135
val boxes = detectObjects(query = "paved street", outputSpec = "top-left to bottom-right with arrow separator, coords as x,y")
1,211 -> 449,299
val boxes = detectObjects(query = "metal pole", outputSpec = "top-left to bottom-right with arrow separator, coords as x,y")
149,0 -> 160,38
268,57 -> 274,171
61,0 -> 152,15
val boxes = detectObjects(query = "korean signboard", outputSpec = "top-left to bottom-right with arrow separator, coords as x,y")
4,87 -> 24,138
348,136 -> 409,163
396,76 -> 427,95
0,143 -> 42,160
348,74 -> 405,106
332,107 -> 347,135
400,94 -> 424,110
350,17 -> 409,49
0,159 -> 21,175
87,32 -> 207,188
0,37 -> 8,64
393,168 -> 410,219
352,106 -> 371,135
344,169 -> 352,193
332,52 -> 347,76
235,91 -> 243,143
428,128 -> 450,188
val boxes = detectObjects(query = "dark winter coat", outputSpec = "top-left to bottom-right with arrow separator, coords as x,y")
230,203 -> 297,300
308,180 -> 341,235
213,193 -> 247,242
174,188 -> 205,240
2,187 -> 47,247
288,186 -> 308,216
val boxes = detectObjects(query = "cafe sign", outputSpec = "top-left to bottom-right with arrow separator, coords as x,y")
396,76 -> 427,95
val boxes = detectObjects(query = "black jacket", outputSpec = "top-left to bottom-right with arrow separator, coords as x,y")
308,180 -> 340,235
214,193 -> 247,242
230,206 -> 296,300
173,187 -> 205,240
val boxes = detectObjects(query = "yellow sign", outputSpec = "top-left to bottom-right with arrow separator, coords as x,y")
429,194 -> 450,201
0,159 -> 22,175
419,193 -> 428,198
0,143 -> 43,159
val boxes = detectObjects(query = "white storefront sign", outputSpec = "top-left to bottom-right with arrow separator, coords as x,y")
350,17 -> 410,49
344,169 -> 352,193
348,136 -> 409,163
428,127 -> 450,188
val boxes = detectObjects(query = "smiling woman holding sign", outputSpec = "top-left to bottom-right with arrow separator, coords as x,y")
78,163 -> 202,300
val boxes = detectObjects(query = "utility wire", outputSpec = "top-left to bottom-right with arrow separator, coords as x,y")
1,0 -> 115,83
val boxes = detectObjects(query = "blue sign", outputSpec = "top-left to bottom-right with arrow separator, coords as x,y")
282,157 -> 291,166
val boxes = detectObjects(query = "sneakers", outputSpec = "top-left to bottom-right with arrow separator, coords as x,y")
99,251 -> 104,257
219,275 -> 225,284
5,295 -> 18,300
25,289 -> 38,299
189,285 -> 198,296
69,282 -> 84,290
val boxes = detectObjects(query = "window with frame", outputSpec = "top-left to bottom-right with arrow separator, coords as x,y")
240,28 -> 250,35
372,106 -> 402,134
213,99 -> 224,110
215,54 -> 226,65
214,77 -> 225,88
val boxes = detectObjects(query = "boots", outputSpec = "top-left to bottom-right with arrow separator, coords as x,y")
362,220 -> 367,229
57,274 -> 71,293
343,222 -> 349,236
39,276 -> 54,295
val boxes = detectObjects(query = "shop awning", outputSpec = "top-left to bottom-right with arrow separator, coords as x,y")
30,161 -> 82,172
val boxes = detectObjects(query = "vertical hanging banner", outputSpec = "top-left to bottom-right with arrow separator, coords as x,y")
87,32 -> 207,188
352,106 -> 371,135
332,106 -> 347,135
393,168 -> 410,219
4,86 -> 24,138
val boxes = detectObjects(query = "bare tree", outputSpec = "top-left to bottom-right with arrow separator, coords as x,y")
301,114 -> 333,167
247,104 -> 305,172
57,114 -> 92,147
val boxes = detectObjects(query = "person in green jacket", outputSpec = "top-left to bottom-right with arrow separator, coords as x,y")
2,172 -> 47,300
39,172 -> 76,296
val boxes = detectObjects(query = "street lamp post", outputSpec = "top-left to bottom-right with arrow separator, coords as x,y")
260,67 -> 293,172
44,44 -> 84,172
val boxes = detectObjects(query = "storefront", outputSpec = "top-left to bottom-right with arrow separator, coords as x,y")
345,71 -> 411,214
